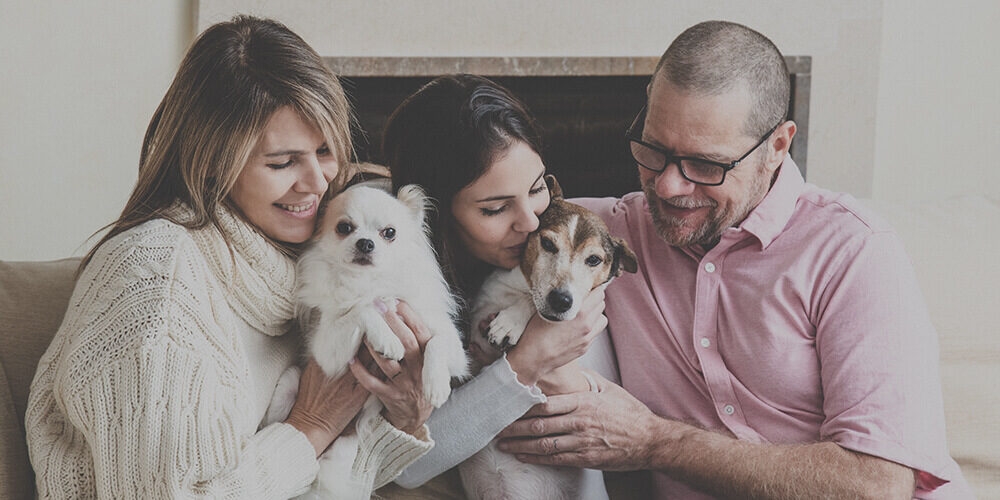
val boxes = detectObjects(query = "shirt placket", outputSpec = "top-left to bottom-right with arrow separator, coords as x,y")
691,244 -> 763,443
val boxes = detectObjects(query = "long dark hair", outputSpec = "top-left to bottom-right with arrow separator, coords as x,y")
383,74 -> 543,302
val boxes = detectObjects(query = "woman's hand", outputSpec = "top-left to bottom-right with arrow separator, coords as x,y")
350,299 -> 434,436
284,359 -> 371,456
505,287 -> 608,387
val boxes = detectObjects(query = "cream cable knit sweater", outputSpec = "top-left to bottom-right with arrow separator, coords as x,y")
25,204 -> 432,499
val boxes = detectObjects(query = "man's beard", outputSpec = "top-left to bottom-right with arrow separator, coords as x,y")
642,162 -> 772,248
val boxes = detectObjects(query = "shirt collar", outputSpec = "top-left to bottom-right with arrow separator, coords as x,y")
735,156 -> 804,250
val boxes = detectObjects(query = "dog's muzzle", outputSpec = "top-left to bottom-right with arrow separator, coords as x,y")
356,238 -> 375,254
546,289 -> 573,314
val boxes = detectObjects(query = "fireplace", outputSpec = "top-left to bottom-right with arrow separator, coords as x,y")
327,57 -> 810,198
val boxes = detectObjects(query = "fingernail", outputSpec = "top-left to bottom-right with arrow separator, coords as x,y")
349,357 -> 356,365
373,298 -> 388,314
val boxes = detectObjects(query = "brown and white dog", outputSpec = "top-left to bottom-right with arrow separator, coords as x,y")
460,175 -> 638,500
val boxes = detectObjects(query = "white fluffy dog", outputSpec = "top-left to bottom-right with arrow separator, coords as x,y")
265,183 -> 468,499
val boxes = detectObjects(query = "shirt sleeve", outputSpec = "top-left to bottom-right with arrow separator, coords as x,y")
814,230 -> 954,492
393,354 -> 545,488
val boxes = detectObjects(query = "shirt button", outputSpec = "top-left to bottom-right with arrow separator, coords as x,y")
704,262 -> 716,273
700,338 -> 711,348
723,404 -> 735,415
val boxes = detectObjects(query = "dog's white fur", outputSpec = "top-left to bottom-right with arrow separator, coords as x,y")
264,184 -> 468,500
459,182 -> 637,500
461,267 -> 592,500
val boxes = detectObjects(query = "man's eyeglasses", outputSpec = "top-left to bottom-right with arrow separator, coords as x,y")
626,105 -> 781,186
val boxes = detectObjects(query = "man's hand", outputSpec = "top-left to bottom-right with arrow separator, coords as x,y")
496,371 -> 915,499
496,370 -> 665,471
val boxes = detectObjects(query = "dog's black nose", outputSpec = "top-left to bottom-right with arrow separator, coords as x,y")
356,238 -> 375,254
546,290 -> 573,313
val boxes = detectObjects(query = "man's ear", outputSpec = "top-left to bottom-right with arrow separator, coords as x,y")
396,184 -> 428,223
610,237 -> 638,277
768,120 -> 797,170
545,174 -> 564,200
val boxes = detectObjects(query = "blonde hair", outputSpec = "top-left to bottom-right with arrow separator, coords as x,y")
81,15 -> 354,272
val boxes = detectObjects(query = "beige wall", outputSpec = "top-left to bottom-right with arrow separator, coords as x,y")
874,0 -> 1000,201
0,0 -> 196,262
1,1 -> 997,261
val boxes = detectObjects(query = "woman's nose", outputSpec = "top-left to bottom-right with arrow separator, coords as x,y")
512,201 -> 540,233
296,155 -> 328,194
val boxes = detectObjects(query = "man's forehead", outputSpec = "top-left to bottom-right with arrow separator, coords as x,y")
645,76 -> 754,153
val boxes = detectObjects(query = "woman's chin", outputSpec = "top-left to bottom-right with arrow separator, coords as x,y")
497,256 -> 522,271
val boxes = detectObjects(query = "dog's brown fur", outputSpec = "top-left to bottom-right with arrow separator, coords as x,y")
520,175 -> 637,311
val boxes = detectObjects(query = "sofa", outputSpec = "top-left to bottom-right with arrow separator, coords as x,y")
2,194 -> 998,499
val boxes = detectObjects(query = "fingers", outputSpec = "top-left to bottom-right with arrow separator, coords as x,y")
512,451 -> 585,467
349,356 -> 393,395
582,287 -> 606,312
498,413 -> 579,440
498,434 -> 590,455
478,312 -> 499,336
364,340 -> 402,379
377,300 -> 422,361
583,314 -> 609,342
468,341 -> 499,366
395,300 -> 432,346
520,394 -> 580,419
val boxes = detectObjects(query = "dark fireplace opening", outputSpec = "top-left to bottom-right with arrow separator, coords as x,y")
342,75 -> 649,198
336,56 -> 808,199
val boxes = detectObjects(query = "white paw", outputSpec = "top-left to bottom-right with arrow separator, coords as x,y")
365,315 -> 406,361
422,363 -> 452,407
487,309 -> 526,349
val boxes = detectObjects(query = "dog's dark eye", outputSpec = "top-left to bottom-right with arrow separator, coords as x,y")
585,255 -> 603,267
336,222 -> 354,235
540,237 -> 557,253
380,227 -> 396,241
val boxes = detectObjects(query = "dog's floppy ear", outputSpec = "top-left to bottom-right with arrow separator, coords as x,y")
610,236 -> 638,277
544,174 -> 564,200
396,184 -> 429,223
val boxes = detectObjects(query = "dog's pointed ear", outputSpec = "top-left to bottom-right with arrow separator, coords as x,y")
610,237 -> 638,277
396,184 -> 429,222
544,174 -> 564,200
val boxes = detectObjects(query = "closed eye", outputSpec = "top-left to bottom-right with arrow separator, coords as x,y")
267,158 -> 294,169
480,205 -> 506,216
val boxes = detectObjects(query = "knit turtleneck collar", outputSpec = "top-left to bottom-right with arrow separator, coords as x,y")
168,202 -> 298,336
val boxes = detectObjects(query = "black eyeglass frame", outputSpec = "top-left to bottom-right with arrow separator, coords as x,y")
626,105 -> 782,187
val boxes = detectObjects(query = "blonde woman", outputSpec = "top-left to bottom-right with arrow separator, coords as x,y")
25,16 -> 434,499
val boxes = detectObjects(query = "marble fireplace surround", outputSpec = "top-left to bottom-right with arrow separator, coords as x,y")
325,56 -> 811,195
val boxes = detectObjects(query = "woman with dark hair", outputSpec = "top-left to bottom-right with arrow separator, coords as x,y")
381,75 -> 612,498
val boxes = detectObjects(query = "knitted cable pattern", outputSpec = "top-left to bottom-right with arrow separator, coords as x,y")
25,204 -> 432,499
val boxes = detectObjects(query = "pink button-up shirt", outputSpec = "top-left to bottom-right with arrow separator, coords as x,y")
575,158 -> 971,499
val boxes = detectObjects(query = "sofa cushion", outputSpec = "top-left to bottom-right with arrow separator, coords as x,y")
0,257 -> 81,500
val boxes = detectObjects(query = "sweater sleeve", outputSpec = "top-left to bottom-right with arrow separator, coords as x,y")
27,232 -> 319,499
57,299 -> 317,498
355,412 -> 434,489
393,354 -> 546,488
